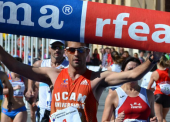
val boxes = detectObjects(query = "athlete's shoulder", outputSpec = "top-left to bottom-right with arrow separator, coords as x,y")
106,89 -> 118,105
33,60 -> 43,67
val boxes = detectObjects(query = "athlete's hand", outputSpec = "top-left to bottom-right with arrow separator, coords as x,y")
25,88 -> 35,101
152,52 -> 163,62
150,116 -> 157,122
13,85 -> 21,90
115,111 -> 125,122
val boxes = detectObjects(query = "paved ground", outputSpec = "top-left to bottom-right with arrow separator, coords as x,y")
26,89 -> 170,122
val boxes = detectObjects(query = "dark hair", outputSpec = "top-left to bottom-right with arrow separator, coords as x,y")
111,51 -> 125,65
14,57 -> 23,63
121,57 -> 141,71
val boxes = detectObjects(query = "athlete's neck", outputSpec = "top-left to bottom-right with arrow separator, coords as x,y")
67,65 -> 87,81
51,57 -> 65,67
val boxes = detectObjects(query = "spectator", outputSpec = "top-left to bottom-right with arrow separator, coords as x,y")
139,50 -> 145,63
93,48 -> 100,61
107,48 -> 113,66
107,51 -> 125,72
133,53 -> 139,59
122,51 -> 130,58
119,47 -> 124,56
146,51 -> 152,61
91,53 -> 100,66
101,48 -> 108,67
111,47 -> 116,53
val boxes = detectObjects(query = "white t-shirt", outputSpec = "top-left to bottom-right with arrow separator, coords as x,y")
141,72 -> 156,89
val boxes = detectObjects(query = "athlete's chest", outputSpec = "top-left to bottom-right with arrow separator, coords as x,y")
118,96 -> 151,119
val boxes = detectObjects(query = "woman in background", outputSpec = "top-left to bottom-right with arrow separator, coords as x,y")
1,57 -> 27,122
148,54 -> 170,122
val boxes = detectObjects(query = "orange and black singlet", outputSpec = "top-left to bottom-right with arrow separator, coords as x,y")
50,68 -> 98,122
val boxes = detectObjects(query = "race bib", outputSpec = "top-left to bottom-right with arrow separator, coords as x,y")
49,107 -> 81,122
12,82 -> 25,97
160,84 -> 170,95
124,119 -> 147,122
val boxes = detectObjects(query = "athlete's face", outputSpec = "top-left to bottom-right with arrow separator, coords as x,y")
49,42 -> 65,60
124,61 -> 139,71
65,41 -> 89,69
124,61 -> 139,83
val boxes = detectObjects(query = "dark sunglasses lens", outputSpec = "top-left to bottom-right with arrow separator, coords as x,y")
77,48 -> 84,53
68,48 -> 76,53
52,46 -> 64,50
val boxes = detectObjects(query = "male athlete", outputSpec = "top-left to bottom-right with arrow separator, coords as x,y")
25,39 -> 69,122
0,41 -> 162,122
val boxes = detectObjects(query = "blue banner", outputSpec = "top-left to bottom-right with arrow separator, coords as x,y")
0,0 -> 83,41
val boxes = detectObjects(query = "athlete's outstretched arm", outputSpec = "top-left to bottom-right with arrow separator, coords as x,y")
102,52 -> 162,86
0,46 -> 53,83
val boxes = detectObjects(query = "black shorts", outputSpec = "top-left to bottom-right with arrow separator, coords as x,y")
154,94 -> 170,108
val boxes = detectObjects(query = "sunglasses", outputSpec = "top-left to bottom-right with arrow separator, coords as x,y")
66,47 -> 88,54
51,45 -> 65,50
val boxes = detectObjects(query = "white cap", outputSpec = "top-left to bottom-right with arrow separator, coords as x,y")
49,39 -> 65,46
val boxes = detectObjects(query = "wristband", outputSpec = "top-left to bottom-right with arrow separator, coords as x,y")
149,54 -> 158,64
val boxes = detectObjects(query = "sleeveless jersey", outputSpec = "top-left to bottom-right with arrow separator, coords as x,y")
0,79 -> 3,100
115,87 -> 151,122
50,68 -> 98,122
154,68 -> 170,96
38,59 -> 69,110
8,74 -> 25,97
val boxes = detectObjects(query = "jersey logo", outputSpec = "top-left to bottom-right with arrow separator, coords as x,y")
120,95 -> 125,98
80,80 -> 88,85
130,102 -> 142,109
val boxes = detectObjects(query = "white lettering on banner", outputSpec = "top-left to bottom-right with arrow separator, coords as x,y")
128,22 -> 150,41
113,13 -> 129,39
95,18 -> 111,37
38,5 -> 64,29
152,24 -> 170,43
95,13 -> 170,43
0,1 -> 34,26
54,92 -> 87,103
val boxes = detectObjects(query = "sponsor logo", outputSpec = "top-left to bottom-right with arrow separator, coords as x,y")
60,79 -> 68,87
120,95 -> 125,98
130,102 -> 142,109
80,80 -> 88,85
